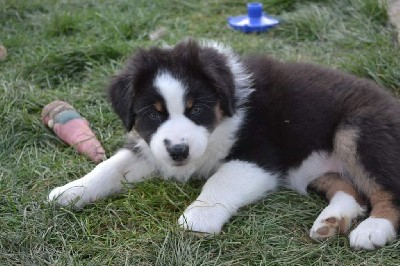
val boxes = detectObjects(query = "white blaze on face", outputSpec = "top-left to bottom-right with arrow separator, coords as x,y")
150,72 -> 209,166
154,72 -> 185,116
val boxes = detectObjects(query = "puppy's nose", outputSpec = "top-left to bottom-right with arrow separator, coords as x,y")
165,142 -> 189,162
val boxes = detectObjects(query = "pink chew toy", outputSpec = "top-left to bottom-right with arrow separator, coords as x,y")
41,100 -> 106,163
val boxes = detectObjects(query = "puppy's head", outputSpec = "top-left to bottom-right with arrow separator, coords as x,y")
108,39 -> 240,166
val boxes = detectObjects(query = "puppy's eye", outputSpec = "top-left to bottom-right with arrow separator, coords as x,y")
149,111 -> 160,120
190,106 -> 203,116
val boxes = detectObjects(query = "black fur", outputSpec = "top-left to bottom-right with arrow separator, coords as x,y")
108,73 -> 135,131
230,55 -> 400,207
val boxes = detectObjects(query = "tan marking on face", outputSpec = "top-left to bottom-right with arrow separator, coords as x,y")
214,102 -> 224,125
186,98 -> 194,109
154,101 -> 163,112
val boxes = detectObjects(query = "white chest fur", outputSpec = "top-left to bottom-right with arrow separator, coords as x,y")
285,151 -> 343,194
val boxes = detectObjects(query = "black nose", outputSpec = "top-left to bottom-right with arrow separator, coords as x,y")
166,143 -> 189,162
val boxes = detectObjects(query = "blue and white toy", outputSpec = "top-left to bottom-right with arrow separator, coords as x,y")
228,2 -> 279,33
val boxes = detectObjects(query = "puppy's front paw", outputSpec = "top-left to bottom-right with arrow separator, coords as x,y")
349,217 -> 396,250
48,182 -> 88,208
178,200 -> 232,234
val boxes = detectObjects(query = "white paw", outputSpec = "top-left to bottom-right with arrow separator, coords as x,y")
349,217 -> 396,250
178,200 -> 232,234
48,182 -> 88,208
310,214 -> 350,239
310,192 -> 365,239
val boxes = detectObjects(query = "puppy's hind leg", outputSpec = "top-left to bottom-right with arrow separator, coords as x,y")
309,173 -> 366,239
334,125 -> 400,249
350,187 -> 399,250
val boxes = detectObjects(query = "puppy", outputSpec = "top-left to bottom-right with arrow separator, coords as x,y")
49,39 -> 400,250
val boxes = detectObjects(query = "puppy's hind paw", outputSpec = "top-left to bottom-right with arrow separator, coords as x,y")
310,216 -> 352,239
310,191 -> 365,240
349,217 -> 396,250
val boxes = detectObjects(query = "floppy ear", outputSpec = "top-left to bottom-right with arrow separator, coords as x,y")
179,39 -> 236,116
209,67 -> 235,117
200,49 -> 236,116
107,73 -> 135,131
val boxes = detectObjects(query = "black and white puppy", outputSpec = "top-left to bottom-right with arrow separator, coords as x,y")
49,39 -> 400,250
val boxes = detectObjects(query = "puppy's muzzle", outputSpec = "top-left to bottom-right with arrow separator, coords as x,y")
164,139 -> 189,162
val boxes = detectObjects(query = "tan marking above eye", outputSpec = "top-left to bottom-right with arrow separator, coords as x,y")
154,101 -> 163,112
214,102 -> 224,123
186,98 -> 194,109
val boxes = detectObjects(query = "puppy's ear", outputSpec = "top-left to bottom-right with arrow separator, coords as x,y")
174,39 -> 236,116
209,67 -> 235,117
107,73 -> 135,131
200,49 -> 235,117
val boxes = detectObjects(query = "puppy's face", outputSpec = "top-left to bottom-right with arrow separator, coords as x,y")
134,72 -> 220,166
108,40 -> 235,166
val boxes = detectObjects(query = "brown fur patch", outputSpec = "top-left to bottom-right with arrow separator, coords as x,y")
309,173 -> 364,236
369,189 -> 400,230
214,102 -> 224,125
186,98 -> 194,109
338,217 -> 350,234
334,127 -> 400,230
154,101 -> 163,112
333,128 -> 377,196
309,172 -> 365,205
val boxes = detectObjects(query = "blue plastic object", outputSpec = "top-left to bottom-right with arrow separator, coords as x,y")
228,2 -> 279,33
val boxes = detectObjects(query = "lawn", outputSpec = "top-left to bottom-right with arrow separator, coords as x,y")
1,0 -> 400,265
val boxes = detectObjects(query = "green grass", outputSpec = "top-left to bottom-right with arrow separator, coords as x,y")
1,0 -> 400,264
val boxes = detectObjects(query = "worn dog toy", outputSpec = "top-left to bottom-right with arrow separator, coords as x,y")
41,100 -> 106,163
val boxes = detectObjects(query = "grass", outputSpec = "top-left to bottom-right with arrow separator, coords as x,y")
1,0 -> 400,264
